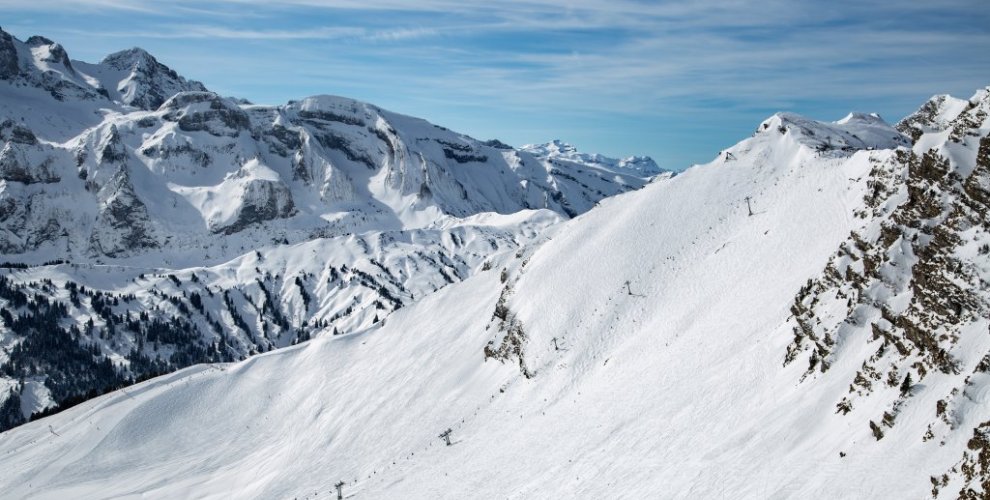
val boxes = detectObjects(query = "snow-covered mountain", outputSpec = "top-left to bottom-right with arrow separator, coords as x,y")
0,30 -> 207,111
2,46 -> 988,498
0,28 -> 663,431
0,26 -> 661,265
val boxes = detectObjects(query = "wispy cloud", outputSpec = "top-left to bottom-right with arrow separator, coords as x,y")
2,0 -> 988,167
50,24 -> 440,42
0,0 -> 168,14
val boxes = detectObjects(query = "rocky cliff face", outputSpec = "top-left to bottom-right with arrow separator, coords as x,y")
783,87 -> 990,498
90,166 -> 160,256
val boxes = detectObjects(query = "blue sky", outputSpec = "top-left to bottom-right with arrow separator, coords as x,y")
2,0 -> 989,169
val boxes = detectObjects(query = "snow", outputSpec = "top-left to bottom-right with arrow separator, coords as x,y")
0,63 -> 659,266
754,111 -> 911,152
521,139 -> 664,178
169,159 -> 290,233
3,94 -> 987,498
0,271 -> 516,499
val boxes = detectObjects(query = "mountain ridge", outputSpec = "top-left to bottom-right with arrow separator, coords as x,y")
0,27 -> 664,266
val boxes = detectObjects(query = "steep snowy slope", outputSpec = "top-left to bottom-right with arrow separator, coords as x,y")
3,87 -> 986,498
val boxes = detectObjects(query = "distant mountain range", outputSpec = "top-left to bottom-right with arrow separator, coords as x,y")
0,26 -> 662,264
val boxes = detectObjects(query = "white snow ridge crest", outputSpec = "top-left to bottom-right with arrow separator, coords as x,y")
2,27 -> 990,500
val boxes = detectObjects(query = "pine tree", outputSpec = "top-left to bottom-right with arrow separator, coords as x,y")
900,373 -> 913,396
0,389 -> 25,431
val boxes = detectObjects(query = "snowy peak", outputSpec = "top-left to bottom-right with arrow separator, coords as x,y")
615,155 -> 663,177
899,87 -> 990,145
954,86 -> 990,136
522,139 -> 579,156
897,94 -> 972,141
292,93 -> 373,115
23,35 -> 55,47
0,27 -> 206,110
0,27 -> 93,98
97,47 -> 208,110
835,111 -> 884,125
24,36 -> 74,74
973,85 -> 990,106
755,111 -> 910,152
100,47 -> 158,70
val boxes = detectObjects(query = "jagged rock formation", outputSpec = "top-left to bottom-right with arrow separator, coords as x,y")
782,87 -> 990,498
